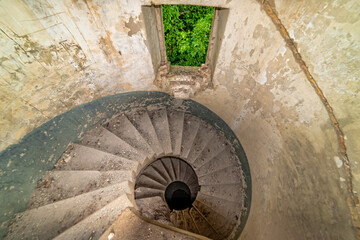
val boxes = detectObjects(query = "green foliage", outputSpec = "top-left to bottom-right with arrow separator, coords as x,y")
162,5 -> 214,66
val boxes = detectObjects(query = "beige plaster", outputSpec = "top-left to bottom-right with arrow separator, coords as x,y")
0,0 -> 359,239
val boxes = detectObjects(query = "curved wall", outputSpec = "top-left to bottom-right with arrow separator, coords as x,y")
0,0 -> 359,239
275,0 -> 360,208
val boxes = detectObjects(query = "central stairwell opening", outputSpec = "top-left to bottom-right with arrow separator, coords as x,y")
136,156 -> 199,213
165,181 -> 193,211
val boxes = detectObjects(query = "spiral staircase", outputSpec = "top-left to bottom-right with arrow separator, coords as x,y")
3,101 -> 250,239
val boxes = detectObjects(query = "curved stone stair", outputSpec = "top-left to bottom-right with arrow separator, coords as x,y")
99,208 -> 210,240
4,108 -> 246,240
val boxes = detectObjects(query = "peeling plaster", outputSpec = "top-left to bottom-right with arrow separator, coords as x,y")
0,0 -> 359,239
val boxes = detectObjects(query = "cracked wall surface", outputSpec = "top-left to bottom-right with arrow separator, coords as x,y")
275,0 -> 360,217
0,0 -> 155,150
0,0 -> 359,239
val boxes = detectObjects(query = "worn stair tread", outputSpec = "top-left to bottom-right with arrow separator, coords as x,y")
5,182 -> 130,240
135,196 -> 172,226
181,210 -> 189,232
196,192 -> 241,223
192,200 -> 234,237
192,133 -> 229,169
198,164 -> 244,185
150,159 -> 172,183
135,187 -> 164,200
186,177 -> 199,201
198,191 -> 241,205
126,109 -> 164,155
99,208 -> 206,240
105,114 -> 155,158
54,194 -> 133,240
170,158 -> 179,180
171,211 -> 186,231
184,210 -> 200,234
176,159 -> 184,182
189,207 -> 221,240
183,170 -> 198,187
135,174 -> 167,191
140,167 -> 169,186
188,181 -> 200,192
181,114 -> 201,159
167,110 -> 185,156
28,170 -> 133,209
179,161 -> 190,182
196,147 -> 238,177
186,123 -> 215,164
199,184 -> 244,202
148,108 -> 172,155
160,157 -> 176,181
55,144 -> 138,171
79,126 -> 146,162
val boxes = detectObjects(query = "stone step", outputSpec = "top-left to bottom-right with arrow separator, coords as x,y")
186,123 -> 215,164
196,192 -> 241,225
148,108 -> 172,155
140,167 -> 169,186
79,126 -> 146,162
150,159 -> 173,183
189,206 -> 221,240
200,183 -> 244,202
198,164 -> 243,185
99,208 -> 209,240
135,187 -> 164,200
28,170 -> 132,209
178,161 -> 191,182
54,194 -> 133,240
170,157 -> 180,180
5,182 -> 130,240
126,109 -> 164,156
135,174 -> 167,191
192,200 -> 234,237
135,196 -> 172,226
167,110 -> 185,156
159,157 -> 176,181
192,133 -> 228,169
105,114 -> 155,159
170,211 -> 186,231
54,144 -> 138,171
172,157 -> 181,181
181,114 -> 201,159
196,146 -> 237,176
182,210 -> 199,235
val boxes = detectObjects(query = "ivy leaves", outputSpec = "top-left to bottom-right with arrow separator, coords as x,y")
162,5 -> 214,66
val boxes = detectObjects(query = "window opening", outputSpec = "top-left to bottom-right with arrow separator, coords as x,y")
162,5 -> 215,67
142,4 -> 228,98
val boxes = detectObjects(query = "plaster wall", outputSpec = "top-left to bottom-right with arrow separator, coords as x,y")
275,0 -> 360,205
0,0 -> 359,239
194,0 -> 356,238
0,0 -> 155,150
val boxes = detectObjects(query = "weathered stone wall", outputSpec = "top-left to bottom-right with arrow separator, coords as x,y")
192,0 -> 357,238
275,0 -> 360,210
0,0 -> 155,150
0,0 -> 359,239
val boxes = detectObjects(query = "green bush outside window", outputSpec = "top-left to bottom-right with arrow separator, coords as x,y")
162,5 -> 214,67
